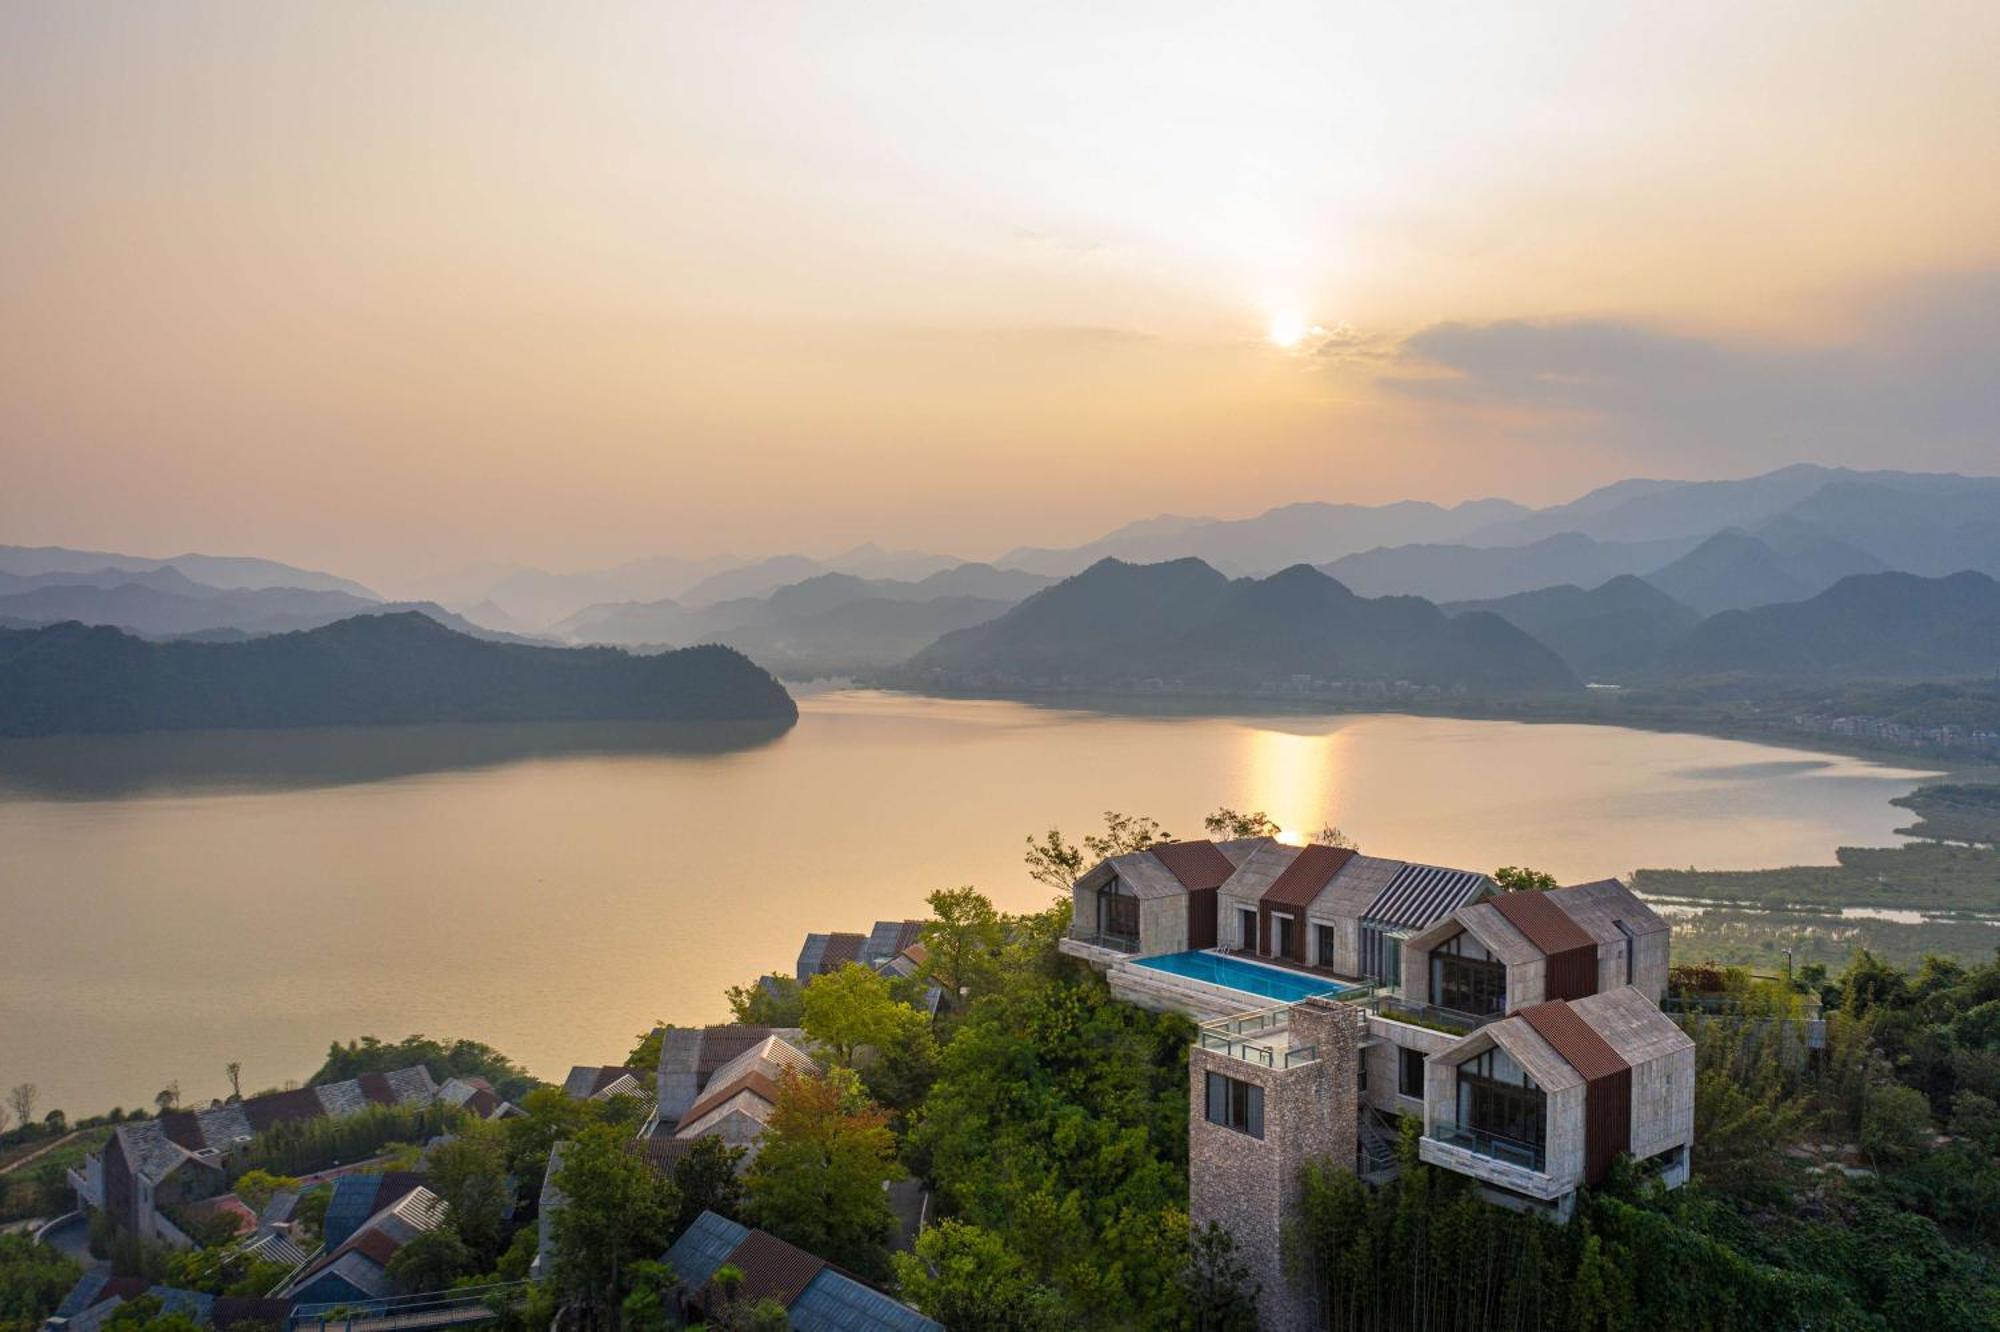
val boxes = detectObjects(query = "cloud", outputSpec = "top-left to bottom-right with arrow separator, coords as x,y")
1374,270 -> 2000,463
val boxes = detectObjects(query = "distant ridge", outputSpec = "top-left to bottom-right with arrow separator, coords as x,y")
0,543 -> 377,599
1665,571 -> 2000,679
0,613 -> 797,736
887,557 -> 1576,694
1446,577 -> 1701,682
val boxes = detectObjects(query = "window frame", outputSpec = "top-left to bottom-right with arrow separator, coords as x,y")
1204,1070 -> 1265,1139
1398,1046 -> 1426,1099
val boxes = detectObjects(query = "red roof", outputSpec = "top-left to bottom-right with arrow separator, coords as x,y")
695,1027 -> 783,1079
677,1069 -> 783,1132
1517,1001 -> 1629,1082
357,1072 -> 398,1106
351,1227 -> 402,1269
1149,841 -> 1235,891
722,1229 -> 826,1307
818,933 -> 866,971
1260,844 -> 1357,910
1490,890 -> 1596,958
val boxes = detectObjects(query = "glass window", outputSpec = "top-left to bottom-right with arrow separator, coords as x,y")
1433,953 -> 1505,1016
1204,1071 -> 1264,1138
1099,886 -> 1139,941
1315,923 -> 1336,968
1399,1046 -> 1425,1099
1239,909 -> 1257,949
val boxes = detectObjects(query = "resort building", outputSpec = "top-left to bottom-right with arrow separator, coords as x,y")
72,1066 -> 440,1246
663,1210 -> 942,1331
1061,837 -> 1694,1332
650,1025 -> 808,1126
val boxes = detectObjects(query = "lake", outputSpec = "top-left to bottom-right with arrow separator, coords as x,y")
0,690 -> 1935,1115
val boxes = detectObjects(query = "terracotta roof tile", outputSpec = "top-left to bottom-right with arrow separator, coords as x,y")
1517,1001 -> 1629,1082
1148,841 -> 1236,892
1259,844 -> 1357,910
356,1072 -> 398,1106
677,1070 -> 783,1133
722,1229 -> 826,1308
1490,890 -> 1596,958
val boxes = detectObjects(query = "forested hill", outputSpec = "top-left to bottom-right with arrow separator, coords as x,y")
0,612 -> 798,736
888,557 -> 1577,693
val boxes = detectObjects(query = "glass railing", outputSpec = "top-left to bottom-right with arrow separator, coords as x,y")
1430,1123 -> 1546,1172
1070,929 -> 1141,953
1372,995 -> 1502,1035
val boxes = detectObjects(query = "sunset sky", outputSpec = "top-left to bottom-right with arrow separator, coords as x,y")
3,2 -> 1996,587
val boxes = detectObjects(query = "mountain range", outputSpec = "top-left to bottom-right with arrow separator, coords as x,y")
888,558 -> 1578,694
0,613 -> 797,737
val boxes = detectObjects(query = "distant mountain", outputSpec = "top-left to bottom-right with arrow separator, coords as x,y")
996,498 -> 1533,578
0,578 -> 548,644
1642,529 -> 1882,616
1319,532 -> 1703,602
1446,576 -> 1701,682
0,613 -> 797,736
551,563 -> 1039,677
0,545 -> 377,598
891,558 -> 1577,694
1665,571 -> 2000,679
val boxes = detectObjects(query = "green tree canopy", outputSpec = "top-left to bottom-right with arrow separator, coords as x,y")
743,1068 -> 899,1282
799,963 -> 926,1066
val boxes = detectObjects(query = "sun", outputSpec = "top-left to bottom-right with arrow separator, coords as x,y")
1267,313 -> 1309,348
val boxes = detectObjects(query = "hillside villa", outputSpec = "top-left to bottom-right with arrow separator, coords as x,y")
1061,836 -> 1693,1332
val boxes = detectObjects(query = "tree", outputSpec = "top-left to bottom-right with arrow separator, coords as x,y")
549,1125 -> 681,1327
154,1082 -> 180,1114
799,963 -> 925,1066
0,1233 -> 81,1328
43,1109 -> 66,1134
744,1068 -> 898,1281
231,1169 -> 301,1214
1494,866 -> 1558,893
625,1023 -> 667,1073
725,974 -> 806,1026
669,1134 -> 746,1235
919,886 -> 1004,1007
426,1118 -> 511,1261
1204,808 -> 1279,838
9,1084 -> 37,1130
387,1227 -> 475,1293
1026,810 -> 1171,898
1862,1081 -> 1934,1165
1179,1223 -> 1258,1331
224,1063 -> 242,1101
1311,824 -> 1358,850
892,1219 -> 1065,1331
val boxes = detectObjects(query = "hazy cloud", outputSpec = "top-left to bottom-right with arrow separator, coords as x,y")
1376,270 -> 2000,462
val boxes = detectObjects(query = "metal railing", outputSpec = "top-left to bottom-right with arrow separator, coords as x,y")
1068,929 -> 1142,954
1197,1005 -> 1325,1068
1371,995 -> 1502,1036
1429,1123 -> 1546,1172
289,1282 -> 527,1331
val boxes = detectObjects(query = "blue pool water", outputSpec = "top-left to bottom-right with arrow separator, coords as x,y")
1134,950 -> 1355,1003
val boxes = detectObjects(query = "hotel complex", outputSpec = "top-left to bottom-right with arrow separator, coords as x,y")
1061,837 -> 1693,1332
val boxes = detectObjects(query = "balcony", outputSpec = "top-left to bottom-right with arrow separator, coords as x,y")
1197,1006 -> 1321,1069
1429,1122 -> 1546,1172
1068,928 -> 1140,954
1370,994 -> 1502,1037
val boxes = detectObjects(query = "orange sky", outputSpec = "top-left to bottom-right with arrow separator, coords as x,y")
2,2 -> 1996,586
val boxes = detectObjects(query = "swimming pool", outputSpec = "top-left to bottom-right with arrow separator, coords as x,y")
1133,950 -> 1356,1004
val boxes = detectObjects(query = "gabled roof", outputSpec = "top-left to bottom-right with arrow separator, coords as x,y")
676,1034 -> 819,1136
661,1212 -> 943,1331
1260,844 -> 1358,911
1362,862 -> 1493,930
1546,878 -> 1671,943
1489,890 -> 1597,957
1517,1000 -> 1628,1081
1214,838 -> 1297,901
1566,986 -> 1694,1064
1148,840 -> 1236,891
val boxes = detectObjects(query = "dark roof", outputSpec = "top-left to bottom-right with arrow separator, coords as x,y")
818,933 -> 866,972
243,1087 -> 326,1134
356,1072 -> 398,1106
635,1137 -> 697,1173
1260,844 -> 1358,910
664,1211 -> 752,1289
678,1069 -> 782,1132
211,1297 -> 295,1328
1362,863 -> 1491,930
695,1027 -> 782,1079
462,1087 -> 500,1117
1518,1001 -> 1630,1082
158,1110 -> 206,1151
723,1229 -> 827,1307
351,1227 -> 402,1269
1489,890 -> 1597,957
1149,841 -> 1236,891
